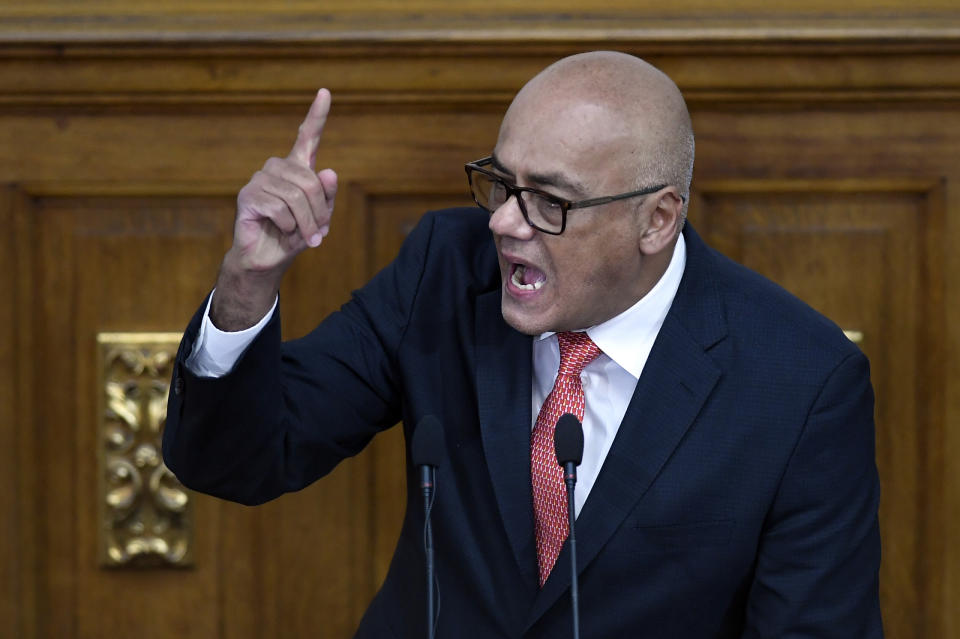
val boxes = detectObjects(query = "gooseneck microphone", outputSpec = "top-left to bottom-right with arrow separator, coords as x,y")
554,413 -> 585,639
412,415 -> 445,639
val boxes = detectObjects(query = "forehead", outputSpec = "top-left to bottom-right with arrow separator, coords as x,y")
493,98 -> 636,191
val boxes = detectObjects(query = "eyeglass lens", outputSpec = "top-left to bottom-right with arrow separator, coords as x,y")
469,171 -> 564,233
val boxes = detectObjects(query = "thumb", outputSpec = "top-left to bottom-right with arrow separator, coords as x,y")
318,168 -> 339,204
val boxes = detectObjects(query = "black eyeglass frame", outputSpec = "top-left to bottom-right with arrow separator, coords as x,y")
464,156 -> 680,235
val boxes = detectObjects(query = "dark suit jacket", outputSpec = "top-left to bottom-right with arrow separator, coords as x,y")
163,208 -> 883,638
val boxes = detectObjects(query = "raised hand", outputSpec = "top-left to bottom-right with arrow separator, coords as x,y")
233,88 -> 338,271
212,89 -> 338,330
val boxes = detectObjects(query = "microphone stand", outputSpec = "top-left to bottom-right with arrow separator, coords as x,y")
563,467 -> 580,639
413,415 -> 444,639
555,412 -> 584,639
422,465 -> 436,639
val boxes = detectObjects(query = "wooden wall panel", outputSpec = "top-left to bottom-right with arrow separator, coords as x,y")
20,189 -> 233,638
0,188 -> 25,638
361,185 -> 476,584
1,5 -> 959,638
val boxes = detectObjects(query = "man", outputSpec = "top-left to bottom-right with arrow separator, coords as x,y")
163,51 -> 883,637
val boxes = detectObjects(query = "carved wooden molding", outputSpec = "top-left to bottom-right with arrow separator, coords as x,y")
1,8 -> 959,43
1,10 -> 960,111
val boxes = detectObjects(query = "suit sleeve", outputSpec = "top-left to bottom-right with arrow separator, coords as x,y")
162,212 -> 437,506
742,350 -> 884,638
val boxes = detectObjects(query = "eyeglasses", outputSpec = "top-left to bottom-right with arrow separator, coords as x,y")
464,156 -> 673,235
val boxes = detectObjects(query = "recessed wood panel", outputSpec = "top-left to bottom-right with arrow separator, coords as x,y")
352,184 -> 481,588
23,190 -> 233,639
0,188 -> 24,638
17,187 -> 391,638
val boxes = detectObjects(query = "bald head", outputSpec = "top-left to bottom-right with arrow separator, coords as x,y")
489,52 -> 696,334
505,51 -> 695,218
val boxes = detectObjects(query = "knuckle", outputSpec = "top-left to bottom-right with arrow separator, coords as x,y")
263,157 -> 286,173
278,183 -> 309,215
272,211 -> 296,233
254,199 -> 288,225
237,189 -> 265,216
290,187 -> 310,209
303,179 -> 325,201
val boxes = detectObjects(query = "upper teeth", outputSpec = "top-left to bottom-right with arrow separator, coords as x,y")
512,264 -> 544,290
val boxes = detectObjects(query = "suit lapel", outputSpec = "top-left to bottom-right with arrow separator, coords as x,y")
475,288 -> 539,588
525,224 -> 728,627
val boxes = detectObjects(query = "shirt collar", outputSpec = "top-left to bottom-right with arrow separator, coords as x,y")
537,232 -> 687,379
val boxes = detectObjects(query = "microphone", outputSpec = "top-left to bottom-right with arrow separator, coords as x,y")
413,414 -> 444,494
554,413 -> 584,639
411,415 -> 445,639
555,413 -> 584,480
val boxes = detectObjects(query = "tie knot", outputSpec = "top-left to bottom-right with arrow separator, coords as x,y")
557,331 -> 602,377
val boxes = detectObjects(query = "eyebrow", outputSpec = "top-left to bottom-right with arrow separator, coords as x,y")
490,152 -> 589,198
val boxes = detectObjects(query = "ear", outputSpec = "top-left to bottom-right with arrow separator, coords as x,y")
638,188 -> 684,255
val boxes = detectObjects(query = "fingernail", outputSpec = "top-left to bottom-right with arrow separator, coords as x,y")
309,233 -> 322,247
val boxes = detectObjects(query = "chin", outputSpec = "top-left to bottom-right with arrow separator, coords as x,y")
500,302 -> 550,337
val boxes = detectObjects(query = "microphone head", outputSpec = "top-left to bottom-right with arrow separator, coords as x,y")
554,413 -> 584,466
411,415 -> 445,468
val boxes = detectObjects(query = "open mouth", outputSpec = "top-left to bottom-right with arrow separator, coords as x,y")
510,263 -> 547,291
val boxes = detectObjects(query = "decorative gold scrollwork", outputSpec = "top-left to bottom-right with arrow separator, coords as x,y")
98,333 -> 192,568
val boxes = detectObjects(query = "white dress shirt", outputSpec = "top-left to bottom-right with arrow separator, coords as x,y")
187,235 -> 687,519
532,233 -> 686,517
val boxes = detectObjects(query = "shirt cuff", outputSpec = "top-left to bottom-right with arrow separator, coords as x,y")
185,291 -> 278,378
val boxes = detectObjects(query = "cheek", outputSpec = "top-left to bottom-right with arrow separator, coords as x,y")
553,244 -> 623,301
575,232 -> 637,282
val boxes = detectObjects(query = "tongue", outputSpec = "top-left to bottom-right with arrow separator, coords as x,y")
521,264 -> 546,285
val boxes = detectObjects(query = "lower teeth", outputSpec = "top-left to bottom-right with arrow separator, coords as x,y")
512,266 -> 544,290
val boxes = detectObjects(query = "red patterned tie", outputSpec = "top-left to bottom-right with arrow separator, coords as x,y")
531,331 -> 602,587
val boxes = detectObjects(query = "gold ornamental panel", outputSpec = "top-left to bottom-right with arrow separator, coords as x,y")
97,332 -> 193,568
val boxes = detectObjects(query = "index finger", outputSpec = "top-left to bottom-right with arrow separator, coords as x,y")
288,88 -> 331,169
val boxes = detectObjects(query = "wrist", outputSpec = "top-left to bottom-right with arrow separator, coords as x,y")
210,253 -> 283,331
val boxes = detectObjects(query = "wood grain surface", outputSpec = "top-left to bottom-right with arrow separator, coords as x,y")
1,3 -> 958,637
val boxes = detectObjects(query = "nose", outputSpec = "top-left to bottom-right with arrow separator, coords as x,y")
488,195 -> 536,240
